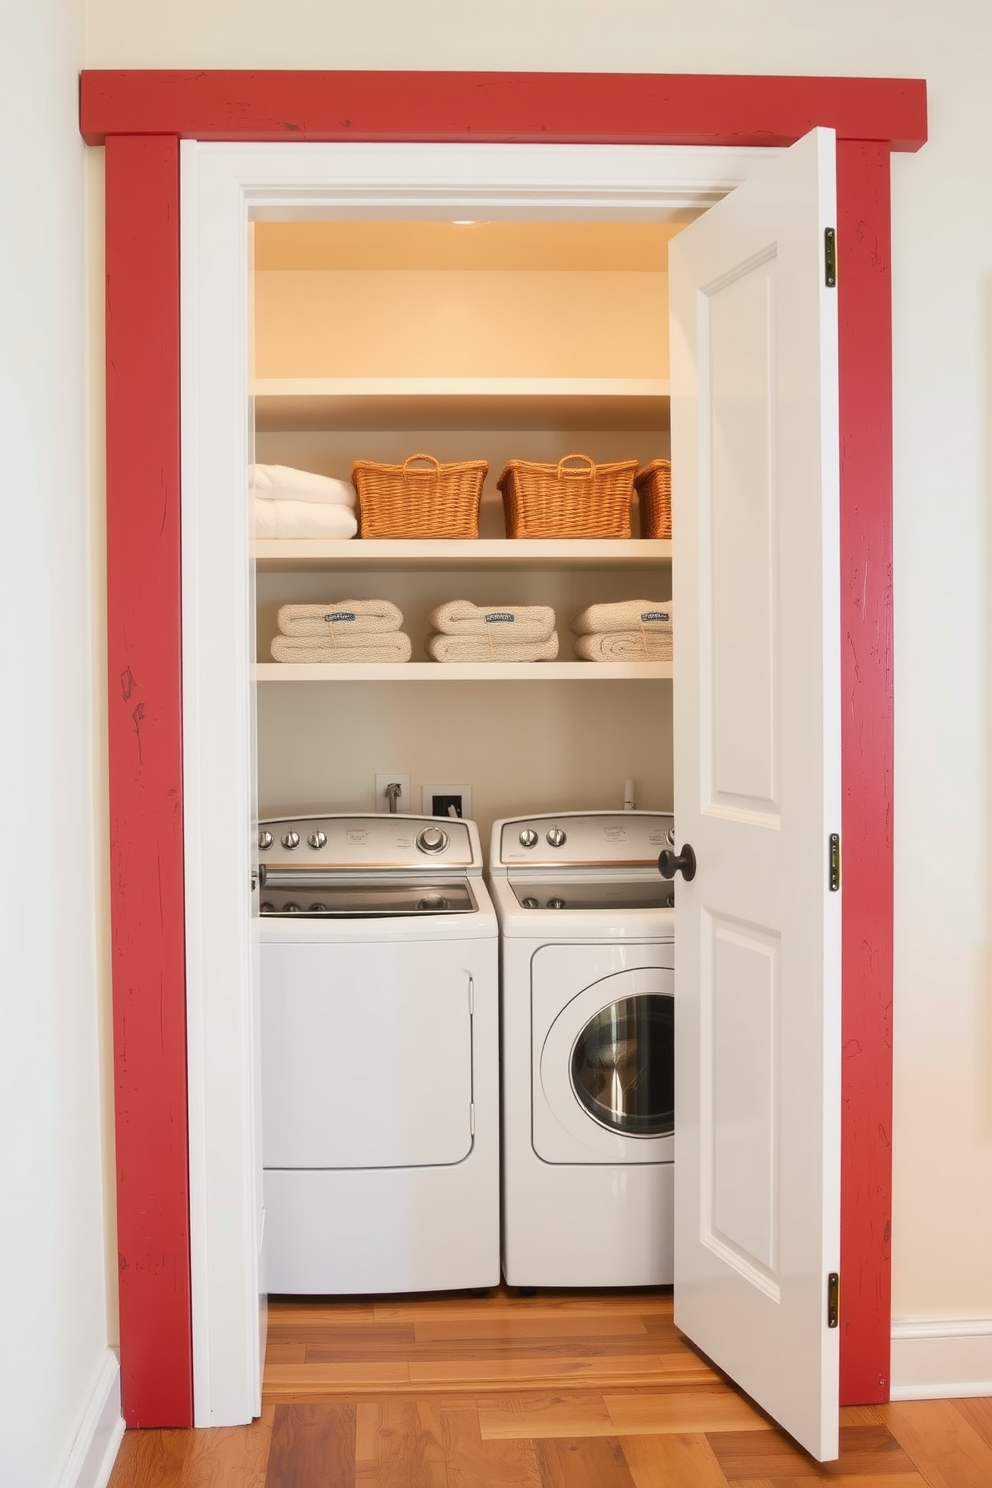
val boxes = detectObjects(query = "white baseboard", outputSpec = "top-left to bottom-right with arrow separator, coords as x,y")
55,1349 -> 125,1488
890,1318 -> 992,1400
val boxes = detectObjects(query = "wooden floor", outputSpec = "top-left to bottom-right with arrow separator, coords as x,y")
108,1286 -> 992,1487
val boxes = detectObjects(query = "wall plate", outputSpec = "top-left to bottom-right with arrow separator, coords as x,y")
422,784 -> 473,821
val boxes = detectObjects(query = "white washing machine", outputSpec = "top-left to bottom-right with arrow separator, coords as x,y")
488,810 -> 676,1288
258,813 -> 499,1294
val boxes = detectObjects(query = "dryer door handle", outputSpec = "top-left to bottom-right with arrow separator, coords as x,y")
658,844 -> 696,882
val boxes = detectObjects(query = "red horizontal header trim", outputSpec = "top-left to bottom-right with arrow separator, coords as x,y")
79,69 -> 927,151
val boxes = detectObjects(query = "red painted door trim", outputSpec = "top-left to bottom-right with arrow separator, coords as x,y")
104,132 -> 193,1427
80,69 -> 927,152
88,68 -> 925,1425
836,139 -> 895,1403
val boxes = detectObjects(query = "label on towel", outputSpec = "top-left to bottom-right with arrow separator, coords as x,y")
484,612 -> 516,623
641,610 -> 671,622
324,611 -> 356,623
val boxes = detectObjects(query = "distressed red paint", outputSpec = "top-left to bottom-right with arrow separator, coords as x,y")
105,132 -> 192,1427
85,68 -> 926,1424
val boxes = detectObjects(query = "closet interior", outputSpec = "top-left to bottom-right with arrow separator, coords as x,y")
252,218 -> 683,841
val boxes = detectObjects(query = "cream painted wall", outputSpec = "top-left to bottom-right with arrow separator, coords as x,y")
1,1 -> 114,1485
255,268 -> 668,379
81,0 -> 992,1329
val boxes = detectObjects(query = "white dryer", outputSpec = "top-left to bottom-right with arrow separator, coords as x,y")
488,811 -> 676,1287
258,813 -> 499,1294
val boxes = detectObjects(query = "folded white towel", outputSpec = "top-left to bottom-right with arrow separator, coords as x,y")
277,599 -> 404,637
254,498 -> 358,540
428,600 -> 556,642
427,632 -> 559,663
571,599 -> 673,635
270,632 -> 412,664
250,463 -> 357,506
574,630 -> 672,662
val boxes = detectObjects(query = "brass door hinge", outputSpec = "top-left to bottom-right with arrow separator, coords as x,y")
825,228 -> 837,288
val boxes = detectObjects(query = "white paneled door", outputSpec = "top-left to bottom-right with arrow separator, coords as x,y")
669,128 -> 842,1462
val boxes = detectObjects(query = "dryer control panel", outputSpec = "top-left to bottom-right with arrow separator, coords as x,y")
493,811 -> 674,870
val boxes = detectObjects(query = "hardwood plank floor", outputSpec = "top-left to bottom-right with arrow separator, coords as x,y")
105,1287 -> 992,1488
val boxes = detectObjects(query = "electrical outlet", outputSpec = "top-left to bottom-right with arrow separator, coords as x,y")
421,784 -> 472,820
375,773 -> 411,813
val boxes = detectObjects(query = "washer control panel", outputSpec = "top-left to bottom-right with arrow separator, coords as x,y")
257,813 -> 480,871
495,811 -> 674,870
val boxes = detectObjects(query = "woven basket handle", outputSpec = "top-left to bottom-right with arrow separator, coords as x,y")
557,453 -> 596,479
403,453 -> 441,477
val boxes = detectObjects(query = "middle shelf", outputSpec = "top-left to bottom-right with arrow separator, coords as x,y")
256,660 -> 673,682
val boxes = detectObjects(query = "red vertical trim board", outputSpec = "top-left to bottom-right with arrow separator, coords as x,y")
105,133 -> 193,1428
89,70 -> 923,1424
836,139 -> 895,1406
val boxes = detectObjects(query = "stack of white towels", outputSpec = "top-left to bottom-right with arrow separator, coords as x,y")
426,601 -> 559,662
270,600 -> 412,663
571,599 -> 673,661
251,463 -> 358,540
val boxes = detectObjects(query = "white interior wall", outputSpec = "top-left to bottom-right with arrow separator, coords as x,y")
81,0 -> 992,1339
1,1 -> 117,1486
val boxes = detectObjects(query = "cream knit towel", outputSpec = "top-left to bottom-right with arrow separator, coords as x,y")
250,463 -> 357,506
276,599 -> 404,637
271,632 -> 412,664
427,632 -> 559,663
428,599 -> 556,642
574,630 -> 672,662
255,499 -> 358,540
571,599 -> 673,635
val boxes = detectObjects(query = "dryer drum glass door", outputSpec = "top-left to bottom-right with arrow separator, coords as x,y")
570,995 -> 674,1137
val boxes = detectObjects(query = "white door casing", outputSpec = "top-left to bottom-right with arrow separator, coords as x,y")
180,138 -> 793,1427
669,127 -> 842,1461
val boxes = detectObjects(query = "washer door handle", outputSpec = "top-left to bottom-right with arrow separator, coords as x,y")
658,844 -> 696,882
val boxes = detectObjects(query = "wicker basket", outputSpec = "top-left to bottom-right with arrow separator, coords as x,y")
634,459 -> 672,539
497,454 -> 638,539
351,453 -> 488,539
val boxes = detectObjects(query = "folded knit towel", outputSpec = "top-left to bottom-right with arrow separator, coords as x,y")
574,630 -> 672,662
427,632 -> 559,663
571,599 -> 673,635
271,632 -> 412,664
250,463 -> 356,506
277,599 -> 404,637
255,498 -> 358,540
428,600 -> 556,642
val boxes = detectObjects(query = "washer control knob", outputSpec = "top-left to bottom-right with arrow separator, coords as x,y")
667,825 -> 676,846
258,830 -> 273,851
548,897 -> 566,910
546,827 -> 567,848
307,830 -> 328,850
521,896 -> 539,909
416,826 -> 449,855
281,831 -> 301,850
519,828 -> 539,848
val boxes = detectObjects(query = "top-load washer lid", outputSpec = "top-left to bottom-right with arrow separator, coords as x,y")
260,877 -> 478,917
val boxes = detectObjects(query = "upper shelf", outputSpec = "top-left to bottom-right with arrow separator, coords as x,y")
253,377 -> 671,432
254,538 -> 673,572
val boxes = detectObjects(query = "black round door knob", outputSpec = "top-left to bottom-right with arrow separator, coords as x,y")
658,843 -> 697,882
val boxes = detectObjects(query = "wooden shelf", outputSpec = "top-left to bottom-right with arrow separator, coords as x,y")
255,538 -> 672,572
255,661 -> 672,682
253,377 -> 670,432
